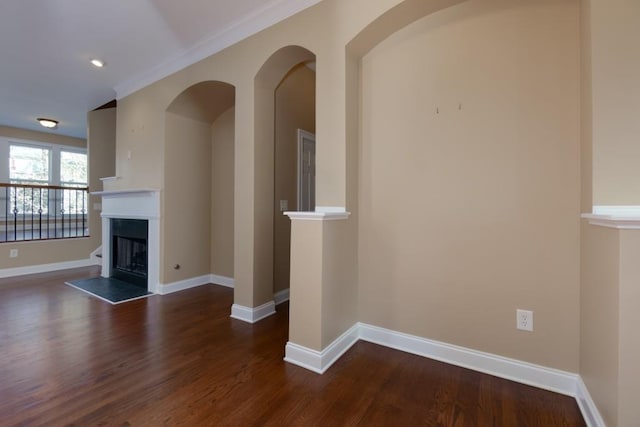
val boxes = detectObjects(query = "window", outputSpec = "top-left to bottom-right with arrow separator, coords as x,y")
1,138 -> 89,242
60,150 -> 87,187
9,144 -> 50,185
60,150 -> 88,216
7,143 -> 87,187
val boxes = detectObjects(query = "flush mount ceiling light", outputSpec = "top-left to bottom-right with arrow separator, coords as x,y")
37,118 -> 58,129
90,58 -> 105,68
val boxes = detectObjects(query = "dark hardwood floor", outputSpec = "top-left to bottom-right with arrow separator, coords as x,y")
0,267 -> 586,426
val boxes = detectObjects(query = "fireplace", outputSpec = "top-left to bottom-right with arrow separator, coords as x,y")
94,188 -> 160,293
111,218 -> 148,288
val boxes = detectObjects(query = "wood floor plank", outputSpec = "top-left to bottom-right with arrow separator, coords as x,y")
0,267 -> 586,426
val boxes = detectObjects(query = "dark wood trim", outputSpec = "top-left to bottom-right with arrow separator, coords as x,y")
0,182 -> 89,191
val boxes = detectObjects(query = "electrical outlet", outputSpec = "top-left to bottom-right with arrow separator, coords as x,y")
516,309 -> 533,332
9,249 -> 18,258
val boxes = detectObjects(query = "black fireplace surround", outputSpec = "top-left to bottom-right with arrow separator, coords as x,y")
111,218 -> 148,288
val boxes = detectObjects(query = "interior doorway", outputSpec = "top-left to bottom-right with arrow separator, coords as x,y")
272,60 -> 316,299
297,129 -> 316,212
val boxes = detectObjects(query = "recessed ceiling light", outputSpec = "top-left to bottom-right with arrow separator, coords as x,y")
37,118 -> 58,129
90,58 -> 105,68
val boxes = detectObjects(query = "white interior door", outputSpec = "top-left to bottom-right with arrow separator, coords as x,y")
297,129 -> 315,211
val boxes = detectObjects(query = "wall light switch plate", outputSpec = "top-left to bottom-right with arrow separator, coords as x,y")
9,249 -> 18,258
279,200 -> 288,211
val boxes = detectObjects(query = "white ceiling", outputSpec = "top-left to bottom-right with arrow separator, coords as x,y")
0,0 -> 320,139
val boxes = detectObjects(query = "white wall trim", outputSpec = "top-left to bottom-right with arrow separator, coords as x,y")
285,211 -> 351,221
114,0 -> 323,99
284,322 -> 603,425
315,206 -> 347,213
89,246 -> 102,263
582,205 -> 640,229
158,273 -> 234,294
92,188 -> 159,197
98,190 -> 161,293
210,274 -> 234,288
592,205 -> 640,216
157,274 -> 212,295
0,257 -> 99,279
359,323 -> 578,396
274,288 -> 290,305
576,377 -> 606,427
284,324 -> 359,374
582,214 -> 640,229
230,301 -> 276,323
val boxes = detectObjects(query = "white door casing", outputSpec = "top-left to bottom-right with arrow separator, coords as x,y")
297,129 -> 315,211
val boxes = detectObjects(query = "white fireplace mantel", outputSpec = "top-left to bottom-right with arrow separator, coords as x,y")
93,189 -> 161,293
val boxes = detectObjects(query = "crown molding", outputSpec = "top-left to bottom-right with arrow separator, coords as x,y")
114,0 -> 322,99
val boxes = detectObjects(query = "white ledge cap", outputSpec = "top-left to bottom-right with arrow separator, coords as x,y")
285,211 -> 350,221
582,206 -> 640,229
91,188 -> 159,196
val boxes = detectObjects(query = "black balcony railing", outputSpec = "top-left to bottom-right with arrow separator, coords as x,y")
0,183 -> 89,243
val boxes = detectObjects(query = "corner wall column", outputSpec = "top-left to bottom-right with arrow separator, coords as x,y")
284,211 -> 358,374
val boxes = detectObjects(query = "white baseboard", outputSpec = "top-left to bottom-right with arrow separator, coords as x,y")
284,322 -> 603,425
274,288 -> 290,305
0,257 -> 99,279
576,377 -> 606,427
89,246 -> 102,263
284,324 -> 360,374
158,274 -> 212,295
158,274 -> 234,295
230,301 -> 276,323
210,274 -> 234,288
358,323 -> 578,396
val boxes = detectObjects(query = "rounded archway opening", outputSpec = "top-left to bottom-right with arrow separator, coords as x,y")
252,46 -> 316,307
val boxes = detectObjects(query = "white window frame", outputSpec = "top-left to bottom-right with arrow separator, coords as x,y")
0,136 -> 88,223
8,142 -> 53,186
0,136 -> 87,187
60,148 -> 88,187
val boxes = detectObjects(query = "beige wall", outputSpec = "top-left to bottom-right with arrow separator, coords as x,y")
590,0 -> 640,205
162,82 -> 235,285
580,0 -> 592,213
358,0 -> 581,371
163,112 -> 212,283
107,3 -> 640,420
288,216 -> 359,350
274,64 -> 316,293
0,125 -> 86,149
321,218 -> 358,347
580,225 -> 640,426
0,125 -> 99,269
110,0 -> 462,310
617,230 -> 640,426
579,1 -> 640,423
580,223 -> 619,426
211,107 -> 235,278
289,219 -> 324,350
88,108 -> 116,245
5,0 -> 636,422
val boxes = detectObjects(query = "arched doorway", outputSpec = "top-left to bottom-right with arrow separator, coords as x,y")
253,46 -> 316,310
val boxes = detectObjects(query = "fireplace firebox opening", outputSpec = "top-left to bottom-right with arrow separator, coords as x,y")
111,218 -> 148,289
